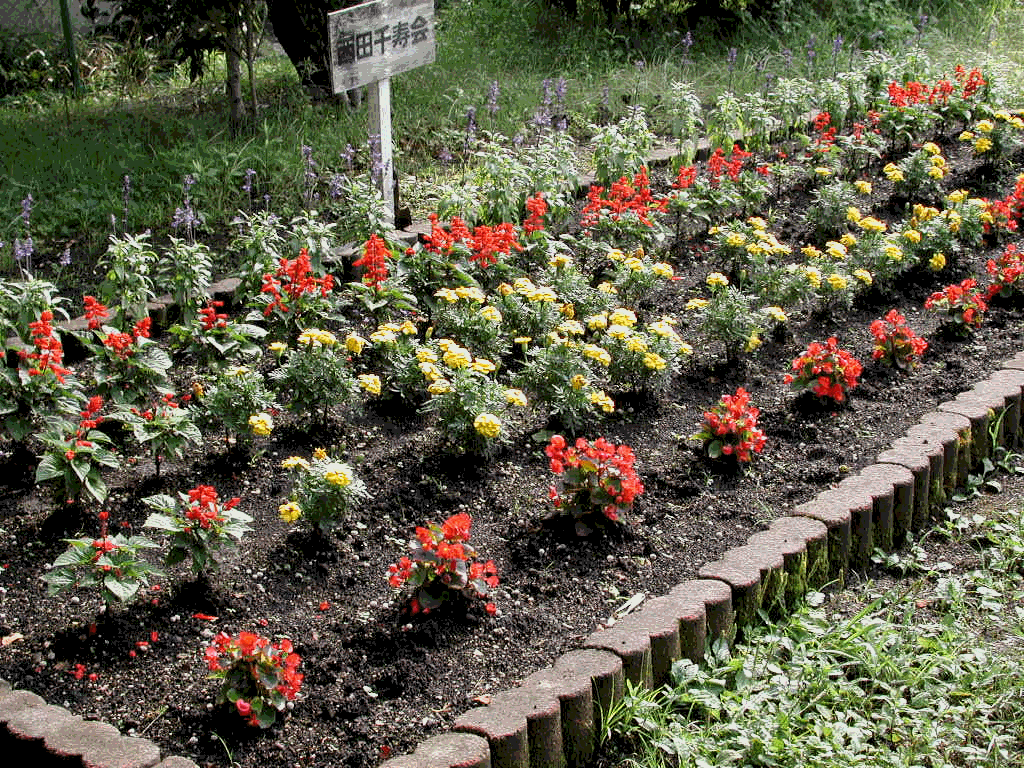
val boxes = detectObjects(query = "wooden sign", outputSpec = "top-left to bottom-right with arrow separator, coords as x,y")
327,0 -> 436,94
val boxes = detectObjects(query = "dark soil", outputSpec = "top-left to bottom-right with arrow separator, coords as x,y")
1,130 -> 1023,768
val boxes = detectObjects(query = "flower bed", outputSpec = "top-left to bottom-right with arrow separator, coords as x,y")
1,66 -> 1024,768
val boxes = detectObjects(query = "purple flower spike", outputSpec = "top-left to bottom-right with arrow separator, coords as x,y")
486,80 -> 500,116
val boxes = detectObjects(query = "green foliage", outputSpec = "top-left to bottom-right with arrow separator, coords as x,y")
278,452 -> 369,533
143,485 -> 252,573
43,530 -> 163,606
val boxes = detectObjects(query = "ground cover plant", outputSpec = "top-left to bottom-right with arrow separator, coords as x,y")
2,2 -> 1024,766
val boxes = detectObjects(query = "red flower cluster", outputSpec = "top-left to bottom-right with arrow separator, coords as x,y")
204,630 -> 303,727
694,387 -> 767,463
785,337 -> 862,403
422,214 -> 523,268
199,300 -> 228,331
870,309 -> 929,372
523,191 -> 548,234
706,144 -> 752,186
387,512 -> 498,615
184,485 -> 241,531
260,248 -> 334,316
925,278 -> 988,330
545,435 -> 644,523
580,167 -> 668,229
986,243 -> 1024,300
811,111 -> 836,151
83,295 -> 109,330
353,234 -> 391,289
19,309 -> 70,383
101,317 -> 151,359
65,395 -> 104,461
954,65 -> 986,99
887,68 -> 985,108
982,175 -> 1024,236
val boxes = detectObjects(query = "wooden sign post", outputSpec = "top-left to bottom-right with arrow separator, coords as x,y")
327,0 -> 436,227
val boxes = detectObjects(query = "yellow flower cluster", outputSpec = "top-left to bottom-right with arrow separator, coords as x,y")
929,252 -> 946,271
764,306 -> 787,323
278,501 -> 302,523
323,463 -> 352,487
479,305 -> 502,323
609,308 -> 637,327
883,162 -> 904,182
297,328 -> 337,347
651,262 -> 674,278
853,269 -> 873,285
248,412 -> 273,436
825,241 -> 848,260
358,374 -> 381,395
504,388 -> 528,407
706,272 -> 729,289
269,341 -> 288,356
582,344 -> 612,366
282,456 -> 310,471
826,273 -> 848,291
473,412 -> 502,439
345,333 -> 368,354
643,352 -> 667,370
856,216 -> 886,233
804,266 -> 822,288
854,180 -> 872,195
589,390 -> 615,413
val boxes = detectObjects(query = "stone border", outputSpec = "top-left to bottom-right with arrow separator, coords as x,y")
3,148 -> 1022,767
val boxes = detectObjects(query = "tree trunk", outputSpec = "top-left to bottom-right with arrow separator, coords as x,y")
265,0 -> 334,99
226,20 -> 244,135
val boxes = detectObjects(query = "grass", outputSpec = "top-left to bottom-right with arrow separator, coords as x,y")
0,0 -> 1022,283
600,457 -> 1024,767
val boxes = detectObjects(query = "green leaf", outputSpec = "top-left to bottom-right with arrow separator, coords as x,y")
104,575 -> 139,602
708,440 -> 723,459
143,512 -> 178,531
83,472 -> 108,505
35,453 -> 63,482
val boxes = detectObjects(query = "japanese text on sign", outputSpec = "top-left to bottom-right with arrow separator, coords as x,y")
328,0 -> 435,93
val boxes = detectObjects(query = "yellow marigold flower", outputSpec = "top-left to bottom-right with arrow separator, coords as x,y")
597,281 -> 617,294
248,412 -> 273,436
631,246 -> 645,259
192,382 -> 205,398
1008,116 -> 1024,129
607,248 -> 625,261
974,136 -> 993,153
825,241 -> 848,260
946,211 -> 963,232
840,233 -> 857,248
927,166 -> 945,180
560,303 -> 575,318
227,365 -> 249,377
912,204 -> 939,223
978,210 -> 994,225
455,285 -> 486,303
857,216 -> 886,233
948,189 -> 967,204
278,501 -> 302,523
497,282 -> 514,296
513,277 -> 536,295
902,229 -> 922,243
805,266 -> 822,287
624,335 -> 647,352
312,447 -> 328,460
419,361 -> 443,381
269,341 -> 288,356
846,206 -> 862,223
827,273 -> 848,291
297,328 -> 336,346
358,374 -> 381,395
504,388 -> 528,407
679,342 -> 694,356
976,119 -> 994,133
416,348 -> 438,363
814,166 -> 833,178
922,141 -> 941,155
479,305 -> 502,323
324,463 -> 351,487
854,180 -> 872,194
685,298 -> 709,311
765,306 -> 787,323
708,226 -> 720,235
609,308 -> 637,327
883,163 -> 904,182
399,320 -> 418,335
434,287 -> 459,303
648,320 -> 679,338
929,154 -> 946,168
624,256 -> 645,272
802,245 -> 823,260
570,374 -> 587,390
514,336 -> 532,345
744,332 -> 762,353
959,130 -> 975,141
345,334 -> 369,354
549,253 -> 572,269
725,232 -> 747,247
530,287 -> 558,303
546,332 -> 567,346
370,328 -> 397,344
586,312 -> 609,330
589,390 -> 615,413
747,216 -> 767,230
443,346 -> 472,369
582,344 -> 612,366
471,357 -> 496,374
884,244 -> 904,262
929,252 -> 946,271
281,456 -> 310,471
644,259 -> 669,276
427,379 -> 452,394
473,412 -> 502,439
643,352 -> 667,370
557,319 -> 585,336
853,269 -> 873,285
706,272 -> 729,289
